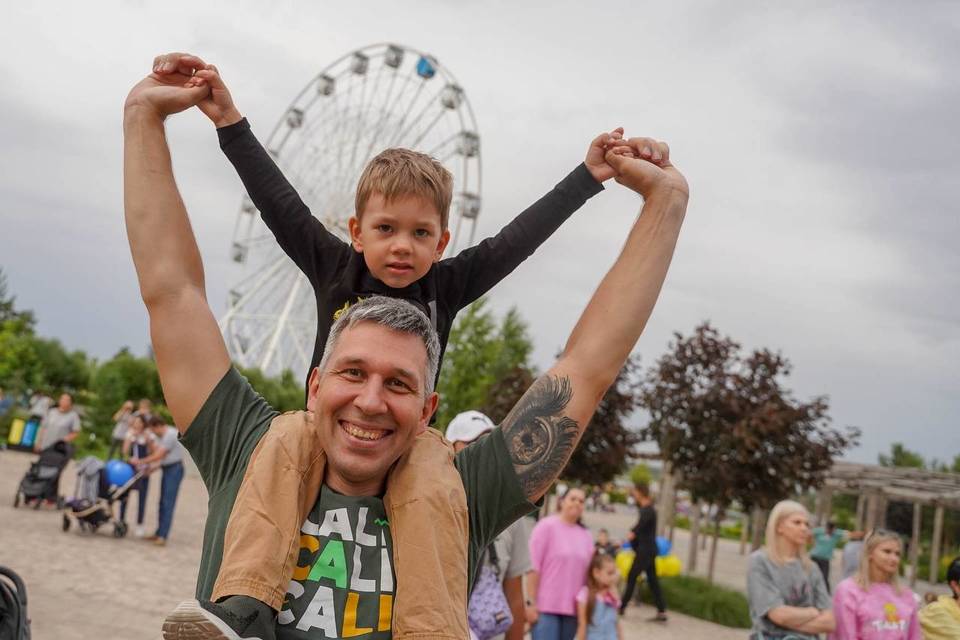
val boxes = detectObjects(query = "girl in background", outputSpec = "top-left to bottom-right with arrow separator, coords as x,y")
831,529 -> 920,640
576,553 -> 623,640
120,413 -> 153,538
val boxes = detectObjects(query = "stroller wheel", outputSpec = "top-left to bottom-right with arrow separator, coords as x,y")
113,522 -> 128,538
62,514 -> 71,532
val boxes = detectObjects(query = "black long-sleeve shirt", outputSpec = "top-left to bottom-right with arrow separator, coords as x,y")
631,504 -> 658,558
218,119 -> 603,391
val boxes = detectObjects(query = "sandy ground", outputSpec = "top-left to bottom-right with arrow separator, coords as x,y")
1,448 -> 745,639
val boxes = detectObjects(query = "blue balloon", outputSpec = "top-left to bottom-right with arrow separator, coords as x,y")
656,536 -> 672,556
105,459 -> 135,487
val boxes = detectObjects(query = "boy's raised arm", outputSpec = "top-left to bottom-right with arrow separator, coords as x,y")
123,54 -> 231,432
443,129 -> 624,308
181,63 -> 349,285
499,139 -> 689,501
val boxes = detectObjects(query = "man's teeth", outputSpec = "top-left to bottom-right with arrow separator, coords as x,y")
343,422 -> 387,441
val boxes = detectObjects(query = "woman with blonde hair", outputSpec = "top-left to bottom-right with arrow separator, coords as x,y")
747,499 -> 835,639
831,529 -> 920,639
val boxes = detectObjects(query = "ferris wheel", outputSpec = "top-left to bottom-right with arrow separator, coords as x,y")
219,43 -> 482,376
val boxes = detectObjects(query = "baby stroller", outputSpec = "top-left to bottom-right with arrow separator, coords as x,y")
13,442 -> 70,509
61,457 -> 147,538
0,565 -> 31,639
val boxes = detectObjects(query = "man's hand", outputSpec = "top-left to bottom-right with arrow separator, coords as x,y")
584,127 -> 626,182
606,137 -> 689,201
124,52 -> 210,119
183,63 -> 243,128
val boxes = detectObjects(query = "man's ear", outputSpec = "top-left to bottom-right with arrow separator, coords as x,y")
419,391 -> 439,433
306,367 -> 322,412
348,216 -> 363,253
434,229 -> 451,261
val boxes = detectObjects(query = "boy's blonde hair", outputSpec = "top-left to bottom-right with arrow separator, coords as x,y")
764,499 -> 813,570
355,148 -> 453,229
856,529 -> 903,594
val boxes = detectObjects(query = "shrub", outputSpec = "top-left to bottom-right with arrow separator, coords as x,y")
635,574 -> 751,628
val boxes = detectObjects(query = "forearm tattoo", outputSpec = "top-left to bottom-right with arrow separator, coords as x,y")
501,375 -> 580,500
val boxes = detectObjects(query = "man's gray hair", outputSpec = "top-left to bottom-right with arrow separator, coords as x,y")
318,296 -> 441,395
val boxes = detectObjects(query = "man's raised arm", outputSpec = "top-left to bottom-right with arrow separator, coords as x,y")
123,53 -> 231,431
501,139 -> 689,500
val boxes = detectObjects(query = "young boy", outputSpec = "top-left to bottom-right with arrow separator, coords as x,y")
183,60 -> 625,393
151,53 -> 645,639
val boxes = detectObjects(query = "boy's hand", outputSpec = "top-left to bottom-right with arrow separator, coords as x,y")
124,52 -> 210,119
605,137 -> 689,201
584,127 -> 625,183
184,64 -> 244,128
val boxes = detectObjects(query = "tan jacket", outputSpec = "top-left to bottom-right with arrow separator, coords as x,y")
214,411 -> 471,640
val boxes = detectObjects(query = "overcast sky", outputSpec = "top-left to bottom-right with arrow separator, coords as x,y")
1,1 -> 957,464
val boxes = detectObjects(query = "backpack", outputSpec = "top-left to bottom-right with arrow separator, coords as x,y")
0,566 -> 31,640
467,543 -> 513,640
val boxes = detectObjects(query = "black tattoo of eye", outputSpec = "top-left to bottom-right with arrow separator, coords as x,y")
501,375 -> 580,500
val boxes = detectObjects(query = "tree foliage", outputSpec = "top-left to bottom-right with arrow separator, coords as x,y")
639,323 -> 859,513
562,355 -> 643,485
878,443 -> 926,469
239,367 -> 303,413
436,299 -> 534,428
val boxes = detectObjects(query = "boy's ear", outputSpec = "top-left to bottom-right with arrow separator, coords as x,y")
434,229 -> 451,261
348,216 -> 363,252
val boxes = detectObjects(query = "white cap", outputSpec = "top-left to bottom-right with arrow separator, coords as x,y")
445,410 -> 495,444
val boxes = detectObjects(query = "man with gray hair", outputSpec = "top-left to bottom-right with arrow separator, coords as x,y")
124,54 -> 688,640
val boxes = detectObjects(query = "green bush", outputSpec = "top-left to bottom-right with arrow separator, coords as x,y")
635,575 -> 751,628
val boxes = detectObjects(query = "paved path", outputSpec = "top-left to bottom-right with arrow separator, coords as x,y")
0,448 -> 826,639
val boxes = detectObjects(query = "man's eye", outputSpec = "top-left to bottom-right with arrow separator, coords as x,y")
341,368 -> 363,379
387,378 -> 412,391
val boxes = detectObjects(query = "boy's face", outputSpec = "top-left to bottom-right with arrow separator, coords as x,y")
349,193 -> 450,289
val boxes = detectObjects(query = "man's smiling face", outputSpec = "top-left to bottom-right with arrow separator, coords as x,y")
307,321 -> 438,496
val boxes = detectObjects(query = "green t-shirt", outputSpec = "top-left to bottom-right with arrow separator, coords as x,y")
181,368 -> 535,639
810,527 -> 845,560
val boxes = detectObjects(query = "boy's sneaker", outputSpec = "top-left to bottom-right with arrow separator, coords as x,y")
162,597 -> 275,640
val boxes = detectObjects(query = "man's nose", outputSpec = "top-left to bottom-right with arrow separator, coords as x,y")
353,379 -> 388,415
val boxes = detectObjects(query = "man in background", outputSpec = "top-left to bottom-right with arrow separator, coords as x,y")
447,410 -> 532,640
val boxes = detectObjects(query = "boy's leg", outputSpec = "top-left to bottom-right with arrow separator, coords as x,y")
162,411 -> 323,640
212,411 -> 326,610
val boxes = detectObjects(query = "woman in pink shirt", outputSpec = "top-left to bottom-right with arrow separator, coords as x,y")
528,488 -> 596,640
831,529 -> 921,640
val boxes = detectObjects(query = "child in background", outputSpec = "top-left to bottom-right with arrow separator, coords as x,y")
576,553 -> 623,640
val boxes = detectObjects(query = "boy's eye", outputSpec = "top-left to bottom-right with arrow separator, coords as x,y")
414,228 -> 430,238
376,224 -> 392,233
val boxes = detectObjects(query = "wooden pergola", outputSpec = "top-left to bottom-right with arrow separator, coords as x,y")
816,461 -> 960,585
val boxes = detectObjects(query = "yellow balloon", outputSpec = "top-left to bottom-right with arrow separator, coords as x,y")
655,554 -> 683,577
616,550 -> 635,580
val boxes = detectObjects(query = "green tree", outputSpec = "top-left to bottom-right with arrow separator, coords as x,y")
630,462 -> 652,486
436,299 -> 534,429
878,443 -> 926,469
0,317 -> 40,392
0,268 -> 36,328
562,355 -> 642,485
239,367 -> 303,413
87,348 -> 163,440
